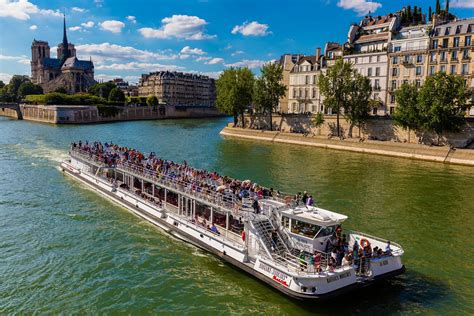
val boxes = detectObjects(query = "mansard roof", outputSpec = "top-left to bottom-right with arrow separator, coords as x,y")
40,58 -> 62,69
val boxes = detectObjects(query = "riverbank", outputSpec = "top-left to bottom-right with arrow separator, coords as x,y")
0,104 -> 224,124
220,126 -> 474,166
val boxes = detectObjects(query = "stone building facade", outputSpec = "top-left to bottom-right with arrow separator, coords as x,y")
277,54 -> 303,113
288,56 -> 323,113
387,24 -> 431,114
30,17 -> 95,94
344,14 -> 401,116
138,71 -> 216,107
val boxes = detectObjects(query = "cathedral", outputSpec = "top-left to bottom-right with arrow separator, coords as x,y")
30,17 -> 95,94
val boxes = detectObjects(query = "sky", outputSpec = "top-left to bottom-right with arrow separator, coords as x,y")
1,0 -> 474,84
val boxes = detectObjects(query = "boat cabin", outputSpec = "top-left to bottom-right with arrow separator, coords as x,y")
279,206 -> 347,253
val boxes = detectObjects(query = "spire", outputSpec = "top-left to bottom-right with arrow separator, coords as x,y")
61,14 -> 70,61
446,0 -> 450,12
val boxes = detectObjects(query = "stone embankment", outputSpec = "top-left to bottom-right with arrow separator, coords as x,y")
0,104 -> 223,124
220,126 -> 474,166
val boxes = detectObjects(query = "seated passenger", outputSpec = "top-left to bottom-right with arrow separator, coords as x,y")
211,223 -> 220,235
342,254 -> 350,267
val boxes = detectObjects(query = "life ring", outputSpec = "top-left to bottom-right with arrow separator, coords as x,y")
360,238 -> 370,248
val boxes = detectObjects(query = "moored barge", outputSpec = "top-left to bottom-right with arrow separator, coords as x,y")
61,141 -> 405,300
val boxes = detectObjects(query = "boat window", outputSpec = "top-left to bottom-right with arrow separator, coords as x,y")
316,225 -> 336,238
281,216 -> 290,229
291,220 -> 321,239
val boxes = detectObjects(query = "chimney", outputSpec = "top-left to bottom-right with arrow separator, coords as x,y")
315,47 -> 321,60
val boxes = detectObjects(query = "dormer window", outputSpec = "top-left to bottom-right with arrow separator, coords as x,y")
445,27 -> 451,36
456,25 -> 462,34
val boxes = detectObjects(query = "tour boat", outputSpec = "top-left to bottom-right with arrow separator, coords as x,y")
60,142 -> 405,300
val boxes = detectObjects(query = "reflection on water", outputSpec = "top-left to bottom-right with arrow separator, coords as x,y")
0,116 -> 473,314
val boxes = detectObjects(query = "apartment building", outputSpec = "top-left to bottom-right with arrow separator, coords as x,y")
287,56 -> 322,113
138,71 -> 216,107
277,54 -> 304,113
344,14 -> 401,115
387,24 -> 430,114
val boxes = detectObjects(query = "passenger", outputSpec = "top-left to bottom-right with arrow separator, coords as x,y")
314,252 -> 321,272
306,195 -> 314,206
385,241 -> 392,255
211,223 -> 220,235
299,253 -> 307,271
271,229 -> 278,250
342,254 -> 350,267
302,191 -> 308,205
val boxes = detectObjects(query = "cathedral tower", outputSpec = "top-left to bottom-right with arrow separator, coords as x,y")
31,40 -> 50,84
57,16 -> 76,62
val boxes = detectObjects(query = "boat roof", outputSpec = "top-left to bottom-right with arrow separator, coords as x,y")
281,205 -> 348,226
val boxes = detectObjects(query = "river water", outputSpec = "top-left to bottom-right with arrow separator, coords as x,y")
0,116 -> 473,314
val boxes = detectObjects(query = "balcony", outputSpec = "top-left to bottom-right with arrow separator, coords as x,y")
402,59 -> 415,67
373,86 -> 382,91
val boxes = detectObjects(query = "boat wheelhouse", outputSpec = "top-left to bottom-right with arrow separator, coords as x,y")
61,142 -> 405,300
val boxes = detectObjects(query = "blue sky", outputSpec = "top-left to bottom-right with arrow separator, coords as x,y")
1,0 -> 474,84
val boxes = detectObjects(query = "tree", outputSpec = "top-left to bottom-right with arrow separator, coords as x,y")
311,112 -> 325,135
429,6 -> 432,21
436,0 -> 441,14
446,0 -> 450,12
215,67 -> 254,127
54,86 -> 68,94
17,82 -> 43,98
89,82 -> 116,99
345,73 -> 372,138
393,83 -> 421,143
318,58 -> 353,137
0,80 -> 5,89
253,62 -> 286,131
108,87 -> 125,103
7,75 -> 30,99
146,95 -> 159,107
418,72 -> 470,144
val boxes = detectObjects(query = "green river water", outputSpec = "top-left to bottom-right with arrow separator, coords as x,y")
0,116 -> 473,314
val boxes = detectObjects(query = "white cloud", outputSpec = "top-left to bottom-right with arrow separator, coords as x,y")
75,42 -> 178,64
180,46 -> 206,55
0,0 -> 61,20
231,50 -> 244,56
231,21 -> 271,36
0,72 -> 13,83
100,20 -> 125,33
72,7 -> 86,13
451,0 -> 474,8
94,0 -> 103,7
29,24 -> 37,30
81,21 -> 94,28
0,53 -> 30,65
96,62 -> 184,71
187,70 -> 222,79
138,14 -> 215,40
196,56 -> 212,62
207,57 -> 224,65
337,0 -> 382,16
126,15 -> 136,23
69,26 -> 82,31
225,59 -> 267,69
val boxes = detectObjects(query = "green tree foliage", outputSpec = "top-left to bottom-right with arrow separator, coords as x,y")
436,0 -> 441,14
18,82 -> 43,98
429,6 -> 432,21
345,73 -> 373,138
146,95 -> 159,107
418,72 -> 470,144
318,58 -> 353,137
393,83 -> 421,142
108,87 -> 125,103
311,112 -> 325,135
89,82 -> 116,99
215,67 -> 254,127
54,86 -> 68,94
6,75 -> 30,99
0,80 -> 5,89
253,62 -> 286,130
24,93 -> 106,105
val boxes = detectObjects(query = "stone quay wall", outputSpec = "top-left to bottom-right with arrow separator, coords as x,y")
241,114 -> 474,148
220,126 -> 474,166
0,104 -> 223,124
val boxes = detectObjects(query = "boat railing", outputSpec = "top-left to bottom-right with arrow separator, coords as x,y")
349,230 -> 404,256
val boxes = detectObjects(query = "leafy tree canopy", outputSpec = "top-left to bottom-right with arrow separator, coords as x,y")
18,82 -> 43,97
108,87 -> 125,103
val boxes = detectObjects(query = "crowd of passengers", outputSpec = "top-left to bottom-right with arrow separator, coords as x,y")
298,225 -> 393,274
71,141 -> 315,209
